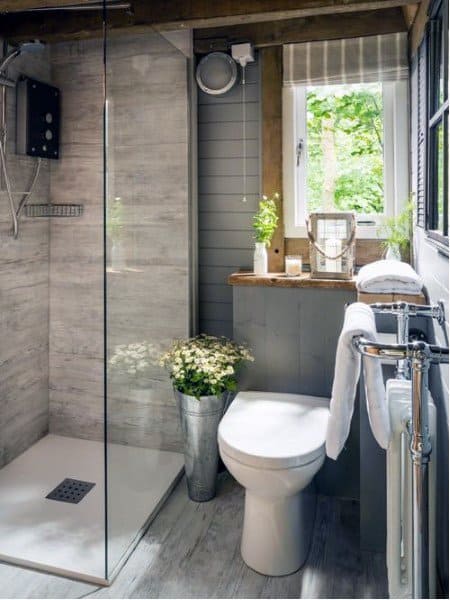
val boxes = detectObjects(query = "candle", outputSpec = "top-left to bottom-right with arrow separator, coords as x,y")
325,238 -> 342,273
285,255 -> 302,277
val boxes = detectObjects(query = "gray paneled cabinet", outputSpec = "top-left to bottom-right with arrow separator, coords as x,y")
232,286 -> 356,396
232,285 -> 360,500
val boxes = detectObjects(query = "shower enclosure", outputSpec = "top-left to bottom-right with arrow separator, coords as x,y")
0,5 -> 190,584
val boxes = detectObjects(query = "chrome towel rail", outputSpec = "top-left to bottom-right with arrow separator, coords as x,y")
353,335 -> 448,599
370,301 -> 445,325
370,301 -> 446,379
353,337 -> 449,364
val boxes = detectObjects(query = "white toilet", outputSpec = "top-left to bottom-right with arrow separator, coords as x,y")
218,390 -> 329,577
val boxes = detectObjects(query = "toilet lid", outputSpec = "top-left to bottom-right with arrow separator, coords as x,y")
218,391 -> 330,470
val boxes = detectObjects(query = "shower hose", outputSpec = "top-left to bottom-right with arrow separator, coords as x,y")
0,135 -> 41,239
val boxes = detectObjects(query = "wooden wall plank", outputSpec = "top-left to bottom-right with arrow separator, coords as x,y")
408,0 -> 431,55
261,46 -> 284,272
198,59 -> 260,337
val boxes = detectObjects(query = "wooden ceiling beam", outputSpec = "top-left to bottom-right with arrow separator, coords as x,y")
194,7 -> 408,53
0,0 -> 98,10
408,0 -> 431,55
402,2 -> 419,27
0,0 -> 419,43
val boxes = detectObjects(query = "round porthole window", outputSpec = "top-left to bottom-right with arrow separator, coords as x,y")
196,52 -> 238,96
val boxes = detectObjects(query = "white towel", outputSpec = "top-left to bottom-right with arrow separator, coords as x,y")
356,260 -> 423,295
326,302 -> 391,460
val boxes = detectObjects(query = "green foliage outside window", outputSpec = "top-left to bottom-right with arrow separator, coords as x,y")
306,84 -> 384,214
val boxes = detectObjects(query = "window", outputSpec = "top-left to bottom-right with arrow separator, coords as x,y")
283,80 -> 409,237
426,0 -> 449,244
282,33 -> 409,238
304,83 -> 384,216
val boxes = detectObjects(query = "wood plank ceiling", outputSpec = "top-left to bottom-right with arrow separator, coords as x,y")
0,0 -> 420,44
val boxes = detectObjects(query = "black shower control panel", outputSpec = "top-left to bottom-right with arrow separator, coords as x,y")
16,77 -> 60,160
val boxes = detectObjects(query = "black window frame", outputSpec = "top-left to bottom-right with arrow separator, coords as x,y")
426,0 -> 449,248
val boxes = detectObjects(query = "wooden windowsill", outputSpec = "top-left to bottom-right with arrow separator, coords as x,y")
228,273 -> 427,303
228,272 -> 357,290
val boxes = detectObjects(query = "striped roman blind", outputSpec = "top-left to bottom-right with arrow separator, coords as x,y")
283,33 -> 408,86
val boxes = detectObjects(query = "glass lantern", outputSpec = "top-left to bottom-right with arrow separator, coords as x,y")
307,212 -> 356,280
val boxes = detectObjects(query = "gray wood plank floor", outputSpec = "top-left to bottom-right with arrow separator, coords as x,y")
0,474 -> 388,599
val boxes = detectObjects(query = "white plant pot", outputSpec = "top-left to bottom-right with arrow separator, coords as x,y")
253,242 -> 268,275
385,244 -> 401,261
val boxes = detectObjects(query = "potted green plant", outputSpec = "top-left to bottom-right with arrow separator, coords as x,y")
252,193 -> 280,274
378,200 -> 414,262
160,335 -> 253,502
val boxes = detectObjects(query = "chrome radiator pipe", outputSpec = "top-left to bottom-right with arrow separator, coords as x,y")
353,336 -> 448,599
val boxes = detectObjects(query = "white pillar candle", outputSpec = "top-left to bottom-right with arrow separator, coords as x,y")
325,238 -> 342,273
285,255 -> 302,277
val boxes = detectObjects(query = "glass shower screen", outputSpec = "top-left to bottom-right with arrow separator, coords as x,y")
103,13 -> 190,580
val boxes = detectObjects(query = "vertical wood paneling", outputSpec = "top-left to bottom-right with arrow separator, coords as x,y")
261,46 -> 284,272
198,58 -> 260,337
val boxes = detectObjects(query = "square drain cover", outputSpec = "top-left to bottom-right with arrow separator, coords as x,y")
46,478 -> 95,504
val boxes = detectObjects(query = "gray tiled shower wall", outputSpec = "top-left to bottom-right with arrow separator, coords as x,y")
0,32 -> 191,464
0,42 -> 51,467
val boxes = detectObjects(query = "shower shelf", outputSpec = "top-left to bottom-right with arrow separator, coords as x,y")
25,203 -> 84,217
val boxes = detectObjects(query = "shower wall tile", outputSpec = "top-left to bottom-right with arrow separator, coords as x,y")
0,44 -> 51,467
48,39 -> 104,442
48,33 -> 190,452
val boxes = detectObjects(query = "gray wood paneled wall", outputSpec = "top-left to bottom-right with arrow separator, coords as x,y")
198,58 -> 260,338
0,43 -> 51,468
413,227 -> 449,594
410,52 -> 449,594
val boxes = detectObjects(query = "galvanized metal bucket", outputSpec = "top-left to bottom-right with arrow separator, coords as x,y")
175,389 -> 229,502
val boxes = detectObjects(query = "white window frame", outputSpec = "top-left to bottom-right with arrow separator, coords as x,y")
283,80 -> 410,238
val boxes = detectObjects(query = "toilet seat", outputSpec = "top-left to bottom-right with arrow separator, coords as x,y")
218,391 -> 330,470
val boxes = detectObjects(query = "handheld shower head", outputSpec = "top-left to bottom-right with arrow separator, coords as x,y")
0,48 -> 21,75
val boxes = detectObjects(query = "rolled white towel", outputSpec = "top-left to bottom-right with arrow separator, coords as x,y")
326,302 -> 391,460
356,260 -> 423,295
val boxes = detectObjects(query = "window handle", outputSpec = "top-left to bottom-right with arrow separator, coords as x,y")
296,138 -> 304,166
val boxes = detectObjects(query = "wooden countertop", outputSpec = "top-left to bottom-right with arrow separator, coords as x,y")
228,272 -> 426,303
228,272 -> 357,290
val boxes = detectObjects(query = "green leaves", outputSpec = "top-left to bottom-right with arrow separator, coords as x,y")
159,334 -> 254,400
306,84 -> 384,214
252,194 -> 280,246
378,200 -> 414,257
